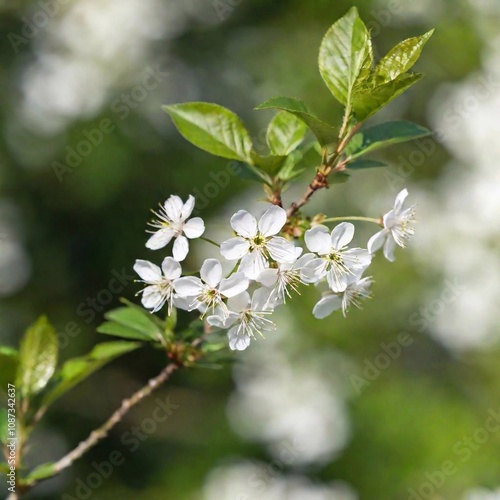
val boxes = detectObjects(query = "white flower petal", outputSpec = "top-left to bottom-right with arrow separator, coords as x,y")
266,237 -> 297,263
146,228 -> 175,250
164,195 -> 184,221
227,291 -> 251,312
141,286 -> 164,311
304,226 -> 331,254
173,295 -> 195,311
207,309 -> 239,328
230,210 -> 258,238
183,217 -> 205,239
393,188 -> 409,214
313,294 -> 342,319
161,257 -> 182,280
258,205 -> 287,237
239,251 -> 268,280
172,235 -> 189,261
256,268 -> 278,287
326,268 -> 349,293
367,229 -> 388,254
301,258 -> 327,283
220,237 -> 250,260
251,287 -> 275,311
181,195 -> 195,220
134,259 -> 162,282
228,327 -> 251,351
200,259 -> 222,287
295,252 -> 315,270
383,209 -> 398,229
331,222 -> 355,249
383,235 -> 397,262
219,272 -> 249,298
174,276 -> 203,297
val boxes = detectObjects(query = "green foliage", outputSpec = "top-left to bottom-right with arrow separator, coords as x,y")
42,341 -> 142,407
25,462 -> 57,482
317,8 -> 432,123
163,102 -> 253,162
255,96 -> 338,146
0,346 -> 18,393
318,6 -> 372,107
351,73 -> 423,121
346,121 -> 432,159
375,30 -> 434,81
266,111 -> 308,156
16,316 -> 58,401
0,408 -> 8,445
97,300 -> 166,343
249,151 -> 288,176
347,159 -> 388,170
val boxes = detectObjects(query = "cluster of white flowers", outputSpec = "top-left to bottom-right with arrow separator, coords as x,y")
134,189 -> 416,351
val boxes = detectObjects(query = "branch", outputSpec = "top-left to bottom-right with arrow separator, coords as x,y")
286,122 -> 361,218
25,362 -> 179,490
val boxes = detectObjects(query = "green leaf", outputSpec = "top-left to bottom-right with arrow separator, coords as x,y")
255,96 -> 338,146
346,121 -> 432,158
347,159 -> 388,170
163,102 -> 253,162
98,306 -> 163,343
42,341 -> 142,407
16,316 -> 58,400
376,30 -> 434,82
0,408 -> 8,445
97,322 -> 152,342
250,151 -> 287,176
25,462 -> 56,482
352,73 -> 423,121
232,162 -> 270,184
266,111 -> 307,156
0,346 -> 18,393
318,7 -> 372,107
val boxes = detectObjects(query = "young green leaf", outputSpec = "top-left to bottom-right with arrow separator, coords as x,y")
250,151 -> 288,176
266,111 -> 307,156
376,30 -> 434,82
0,408 -> 8,445
163,102 -> 253,162
98,306 -> 164,343
0,346 -> 18,393
318,7 -> 372,107
346,121 -> 432,159
25,462 -> 57,482
16,316 -> 58,400
232,162 -> 271,185
347,159 -> 388,170
352,73 -> 423,121
256,96 -> 338,146
41,341 -> 142,407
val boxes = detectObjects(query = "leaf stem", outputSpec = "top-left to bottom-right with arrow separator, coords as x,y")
321,216 -> 382,225
200,236 -> 220,248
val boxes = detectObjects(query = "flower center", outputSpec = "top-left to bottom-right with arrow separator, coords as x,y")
250,233 -> 266,249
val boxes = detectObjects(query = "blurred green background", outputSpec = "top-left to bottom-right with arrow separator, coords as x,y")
1,0 -> 500,499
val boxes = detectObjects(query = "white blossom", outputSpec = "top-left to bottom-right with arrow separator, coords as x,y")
368,188 -> 416,262
301,223 -> 371,293
220,205 -> 296,280
146,194 -> 205,261
256,247 -> 314,304
207,288 -> 276,351
174,258 -> 249,318
313,272 -> 373,319
133,257 -> 182,313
